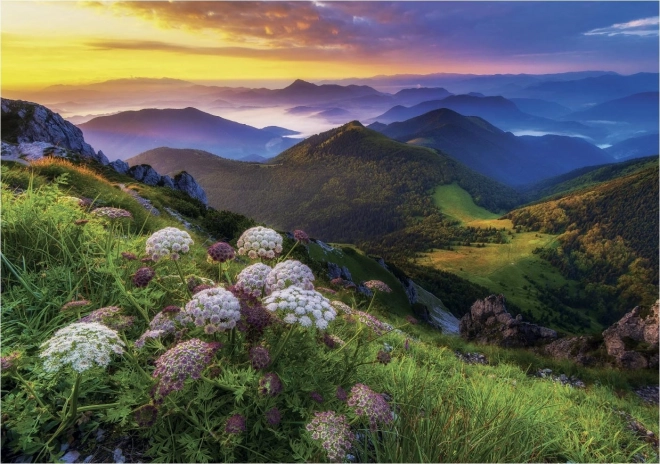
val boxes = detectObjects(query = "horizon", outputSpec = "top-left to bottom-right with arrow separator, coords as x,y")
2,1 -> 658,91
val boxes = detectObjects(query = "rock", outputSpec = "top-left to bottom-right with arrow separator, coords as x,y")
602,300 -> 659,369
340,266 -> 352,281
357,285 -> 373,297
401,278 -> 417,305
459,295 -> 558,348
327,262 -> 342,279
159,175 -> 175,189
1,98 -> 107,164
541,335 -> 600,367
173,171 -> 207,205
533,368 -> 586,388
113,448 -> 126,464
128,164 -> 161,186
454,351 -> 488,365
634,386 -> 659,405
61,451 -> 80,463
109,159 -> 130,174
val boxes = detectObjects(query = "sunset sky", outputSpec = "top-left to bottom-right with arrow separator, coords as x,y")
2,1 -> 658,91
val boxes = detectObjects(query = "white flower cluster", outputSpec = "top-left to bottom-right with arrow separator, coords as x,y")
265,260 -> 315,295
40,322 -> 124,373
263,287 -> 336,330
235,263 -> 272,298
179,287 -> 241,333
236,226 -> 283,259
145,227 -> 193,261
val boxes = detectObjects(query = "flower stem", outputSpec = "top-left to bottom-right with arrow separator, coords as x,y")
270,324 -> 296,366
69,373 -> 82,420
77,402 -> 120,412
173,259 -> 191,298
13,371 -> 52,415
278,240 -> 299,263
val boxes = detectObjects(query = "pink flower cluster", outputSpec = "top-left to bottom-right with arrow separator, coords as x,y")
152,339 -> 220,398
207,242 -> 235,263
305,411 -> 354,463
363,280 -> 392,293
78,306 -> 134,331
234,263 -> 272,298
135,307 -> 181,348
264,260 -> 315,294
92,207 -> 133,219
347,384 -> 393,430
353,310 -> 390,336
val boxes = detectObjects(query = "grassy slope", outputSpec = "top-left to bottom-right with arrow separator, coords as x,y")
2,159 -> 658,463
428,182 -> 600,333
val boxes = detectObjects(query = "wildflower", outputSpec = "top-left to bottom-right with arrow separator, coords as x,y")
1,352 -> 21,371
135,308 -> 181,348
74,219 -> 89,226
258,372 -> 283,396
353,310 -> 390,336
141,257 -> 153,263
61,299 -> 91,312
152,339 -> 220,398
239,303 -> 273,333
310,391 -> 324,403
121,251 -> 137,261
234,263 -> 272,298
330,300 -> 353,315
316,287 -> 337,295
405,315 -> 419,325
236,226 -> 283,259
78,197 -> 93,207
336,386 -> 348,402
376,350 -> 392,365
404,338 -> 410,351
347,384 -> 393,429
305,411 -> 354,463
263,287 -> 336,330
382,342 -> 393,353
132,267 -> 155,288
293,229 -> 310,244
40,322 -> 124,373
225,414 -> 246,434
330,277 -> 345,287
192,284 -> 212,295
134,404 -> 158,428
264,260 -> 315,294
249,346 -> 271,370
178,287 -> 241,333
265,407 -> 281,427
92,207 -> 133,219
323,333 -> 344,349
78,306 -> 134,331
363,280 -> 392,293
207,242 -> 235,263
145,227 -> 193,262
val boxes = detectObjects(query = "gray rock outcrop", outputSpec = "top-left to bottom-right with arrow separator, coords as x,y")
541,336 -> 600,367
459,295 -> 558,348
159,175 -> 175,189
173,171 -> 207,205
602,300 -> 659,369
1,98 -> 108,165
109,159 -> 130,174
128,164 -> 161,186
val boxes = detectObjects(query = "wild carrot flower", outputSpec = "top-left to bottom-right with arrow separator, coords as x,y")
249,346 -> 271,370
225,414 -> 247,434
179,287 -> 241,333
1,352 -> 22,371
265,260 -> 315,294
78,306 -> 134,331
134,404 -> 158,428
40,322 -> 124,373
310,391 -> 324,403
192,284 -> 212,295
317,287 -> 337,295
236,226 -> 283,259
305,411 -> 354,463
353,310 -> 390,336
145,227 -> 193,261
265,407 -> 281,427
263,287 -> 336,330
92,207 -> 133,219
207,242 -> 235,263
258,372 -> 283,396
363,280 -> 392,293
330,300 -> 353,315
135,307 -> 181,348
152,339 -> 220,398
336,386 -> 348,402
323,333 -> 344,349
293,229 -> 310,244
121,251 -> 137,261
61,300 -> 91,312
347,384 -> 393,429
330,278 -> 345,287
235,263 -> 272,298
132,267 -> 155,288
376,351 -> 392,365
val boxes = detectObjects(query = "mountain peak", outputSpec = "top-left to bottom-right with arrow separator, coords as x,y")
285,79 -> 317,90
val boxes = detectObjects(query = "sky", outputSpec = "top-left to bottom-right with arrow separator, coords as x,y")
1,1 -> 659,90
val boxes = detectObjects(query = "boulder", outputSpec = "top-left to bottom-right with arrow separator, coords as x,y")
459,295 -> 558,348
541,336 -> 600,367
109,159 -> 130,174
602,300 -> 659,369
128,164 -> 161,186
327,262 -> 342,280
1,98 -> 107,165
173,171 -> 207,205
159,175 -> 175,189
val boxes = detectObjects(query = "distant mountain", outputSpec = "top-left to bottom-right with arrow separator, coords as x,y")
372,94 -> 603,141
392,87 -> 453,105
605,134 -> 659,161
374,108 -> 612,185
239,154 -> 270,163
564,92 -> 659,128
261,126 -> 301,137
78,107 -> 298,161
522,73 -> 659,107
127,121 -> 521,243
509,98 -> 572,119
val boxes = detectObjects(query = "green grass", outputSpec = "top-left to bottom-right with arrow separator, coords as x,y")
433,183 -> 499,224
1,159 -> 658,464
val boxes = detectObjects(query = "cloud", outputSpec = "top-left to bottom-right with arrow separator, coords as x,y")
584,16 -> 659,37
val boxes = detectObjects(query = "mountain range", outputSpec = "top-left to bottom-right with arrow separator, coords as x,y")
370,108 -> 612,185
78,107 -> 299,160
